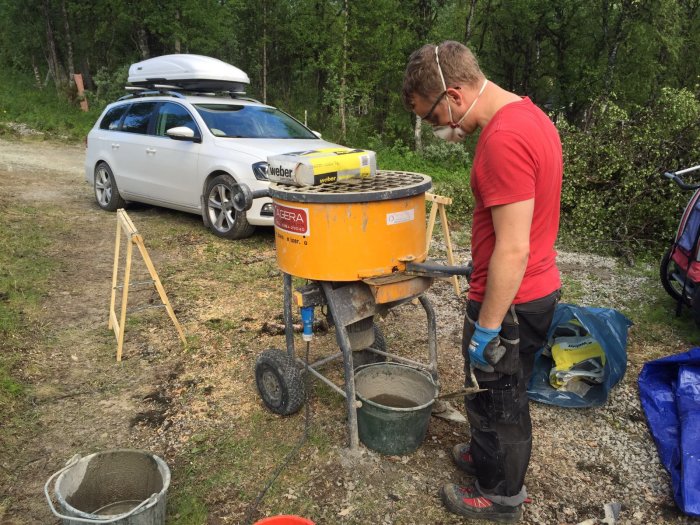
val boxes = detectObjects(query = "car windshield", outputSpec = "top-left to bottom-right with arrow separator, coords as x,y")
193,104 -> 317,139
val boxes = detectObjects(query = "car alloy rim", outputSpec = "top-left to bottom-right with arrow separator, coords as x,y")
207,183 -> 236,232
95,167 -> 112,206
261,368 -> 282,405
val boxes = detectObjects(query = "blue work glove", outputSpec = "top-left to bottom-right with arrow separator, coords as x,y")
468,322 -> 503,372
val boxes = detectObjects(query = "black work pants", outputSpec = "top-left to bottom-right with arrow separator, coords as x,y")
462,290 -> 559,506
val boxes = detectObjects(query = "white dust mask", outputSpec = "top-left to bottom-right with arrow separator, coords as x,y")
432,78 -> 488,142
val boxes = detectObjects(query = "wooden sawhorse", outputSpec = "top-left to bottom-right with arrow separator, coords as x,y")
109,209 -> 186,361
425,192 -> 461,295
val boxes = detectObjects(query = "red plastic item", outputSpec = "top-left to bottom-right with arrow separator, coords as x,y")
253,516 -> 315,525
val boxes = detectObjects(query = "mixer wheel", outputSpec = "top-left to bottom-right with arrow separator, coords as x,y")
353,325 -> 388,369
255,349 -> 305,415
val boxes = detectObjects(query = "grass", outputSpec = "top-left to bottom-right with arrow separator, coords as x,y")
0,202 -> 61,521
0,72 -> 99,141
560,273 -> 586,304
0,205 -> 56,413
0,359 -> 23,400
167,401 -> 336,524
617,258 -> 700,349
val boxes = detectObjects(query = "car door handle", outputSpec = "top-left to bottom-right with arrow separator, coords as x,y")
111,143 -> 119,150
146,148 -> 156,155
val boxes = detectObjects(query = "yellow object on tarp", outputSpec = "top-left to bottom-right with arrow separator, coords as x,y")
549,336 -> 606,388
267,147 -> 376,186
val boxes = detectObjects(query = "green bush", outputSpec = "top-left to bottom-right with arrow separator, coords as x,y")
89,64 -> 130,107
559,88 -> 700,256
372,138 -> 473,221
420,140 -> 471,166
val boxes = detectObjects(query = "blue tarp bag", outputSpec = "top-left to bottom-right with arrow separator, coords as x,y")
527,303 -> 631,408
638,349 -> 700,516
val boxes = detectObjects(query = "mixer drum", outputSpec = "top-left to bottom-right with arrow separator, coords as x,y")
269,171 -> 432,282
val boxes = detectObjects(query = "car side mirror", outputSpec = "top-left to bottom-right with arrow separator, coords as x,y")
166,126 -> 201,143
312,130 -> 322,139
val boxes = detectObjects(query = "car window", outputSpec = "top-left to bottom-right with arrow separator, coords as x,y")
99,105 -> 128,130
155,102 -> 199,137
193,104 -> 316,139
121,102 -> 157,134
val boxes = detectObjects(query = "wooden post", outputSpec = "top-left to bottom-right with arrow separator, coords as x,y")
425,192 -> 461,295
73,73 -> 88,111
110,209 -> 186,361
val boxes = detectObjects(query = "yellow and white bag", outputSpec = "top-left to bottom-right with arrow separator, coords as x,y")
267,147 -> 376,186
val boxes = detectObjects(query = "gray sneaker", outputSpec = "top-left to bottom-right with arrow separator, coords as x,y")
441,483 -> 523,523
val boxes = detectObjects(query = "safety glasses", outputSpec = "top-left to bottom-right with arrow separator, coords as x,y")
421,90 -> 447,123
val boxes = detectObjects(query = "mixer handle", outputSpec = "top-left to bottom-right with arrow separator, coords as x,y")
405,261 -> 473,279
232,183 -> 270,212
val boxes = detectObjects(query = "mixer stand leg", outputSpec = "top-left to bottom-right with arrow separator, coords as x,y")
320,281 -> 361,451
283,273 -> 295,357
418,294 -> 439,383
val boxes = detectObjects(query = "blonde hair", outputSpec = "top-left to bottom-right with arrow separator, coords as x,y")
402,41 -> 484,109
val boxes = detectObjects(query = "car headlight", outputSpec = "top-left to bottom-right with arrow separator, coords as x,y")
253,161 -> 269,181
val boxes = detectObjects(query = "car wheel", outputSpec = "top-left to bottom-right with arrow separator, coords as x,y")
204,174 -> 256,239
94,162 -> 126,211
660,247 -> 692,305
255,349 -> 305,415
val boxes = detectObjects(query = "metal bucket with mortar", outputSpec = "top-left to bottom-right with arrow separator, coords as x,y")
354,362 -> 438,455
44,450 -> 170,525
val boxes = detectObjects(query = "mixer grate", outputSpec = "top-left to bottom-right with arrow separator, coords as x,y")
268,170 -> 432,203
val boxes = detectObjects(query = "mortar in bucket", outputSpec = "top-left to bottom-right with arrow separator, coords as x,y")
354,362 -> 437,455
45,450 -> 170,525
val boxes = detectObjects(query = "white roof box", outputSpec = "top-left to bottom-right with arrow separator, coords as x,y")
127,54 -> 250,93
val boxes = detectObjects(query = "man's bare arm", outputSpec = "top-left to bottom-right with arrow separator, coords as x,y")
477,198 -> 534,329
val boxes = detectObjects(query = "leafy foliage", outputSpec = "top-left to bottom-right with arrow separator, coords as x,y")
559,88 -> 700,255
90,65 -> 130,107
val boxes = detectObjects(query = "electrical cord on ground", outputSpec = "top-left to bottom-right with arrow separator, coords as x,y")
244,342 -> 313,525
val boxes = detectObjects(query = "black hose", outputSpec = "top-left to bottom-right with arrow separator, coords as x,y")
243,343 -> 312,525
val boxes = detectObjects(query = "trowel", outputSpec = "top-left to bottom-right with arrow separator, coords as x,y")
431,367 -> 486,423
437,365 -> 487,400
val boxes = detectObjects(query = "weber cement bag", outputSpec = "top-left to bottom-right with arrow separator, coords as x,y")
527,303 -> 632,408
267,147 -> 376,186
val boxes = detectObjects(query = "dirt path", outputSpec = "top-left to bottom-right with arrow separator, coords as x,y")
0,139 -> 174,523
0,137 -> 695,525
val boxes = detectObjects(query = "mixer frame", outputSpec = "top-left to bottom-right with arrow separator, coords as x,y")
256,273 -> 439,450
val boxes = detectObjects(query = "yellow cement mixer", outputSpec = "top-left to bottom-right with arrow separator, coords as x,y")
233,171 -> 470,451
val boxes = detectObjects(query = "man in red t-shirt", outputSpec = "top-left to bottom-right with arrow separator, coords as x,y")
402,41 -> 562,523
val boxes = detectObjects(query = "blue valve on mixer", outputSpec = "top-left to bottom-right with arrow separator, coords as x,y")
301,306 -> 314,341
